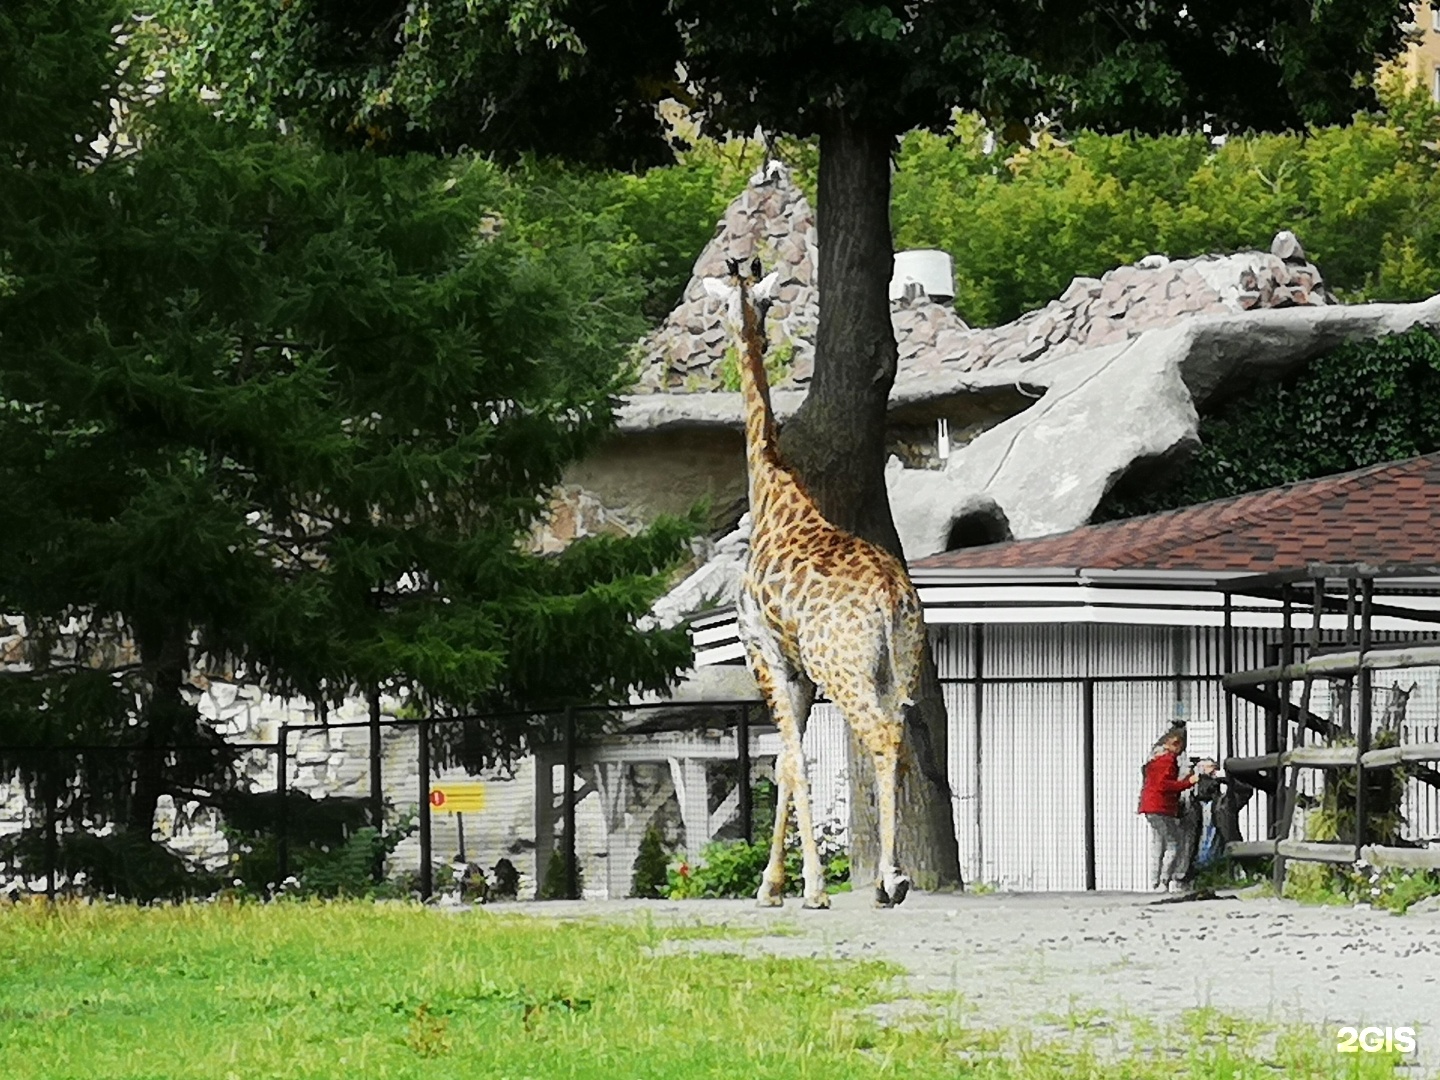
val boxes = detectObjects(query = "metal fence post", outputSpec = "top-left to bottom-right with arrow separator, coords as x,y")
1222,593 -> 1234,763
44,753 -> 58,905
737,704 -> 752,845
973,625 -> 985,882
368,685 -> 384,883
1355,576 -> 1374,856
1082,677 -> 1096,891
276,725 -> 290,888
563,707 -> 577,901
418,717 -> 432,901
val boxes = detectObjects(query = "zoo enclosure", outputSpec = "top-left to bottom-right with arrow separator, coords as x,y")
1219,563 -> 1440,887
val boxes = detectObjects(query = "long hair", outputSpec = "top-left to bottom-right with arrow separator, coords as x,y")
1143,721 -> 1188,774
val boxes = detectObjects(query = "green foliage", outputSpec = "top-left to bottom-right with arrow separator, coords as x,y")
225,808 -> 417,899
895,88 -> 1440,327
664,819 -> 850,900
716,339 -> 795,392
1096,327 -> 1440,521
1284,862 -> 1440,915
0,4 -> 697,889
0,828 -> 219,902
629,827 -> 670,899
537,847 -> 580,900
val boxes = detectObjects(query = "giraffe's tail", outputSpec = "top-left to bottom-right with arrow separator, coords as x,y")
879,583 -> 926,709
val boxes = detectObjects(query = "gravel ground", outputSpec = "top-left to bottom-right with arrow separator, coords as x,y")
502,888 -> 1440,1073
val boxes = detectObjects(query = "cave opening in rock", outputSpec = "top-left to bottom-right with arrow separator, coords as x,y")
944,505 -> 1013,552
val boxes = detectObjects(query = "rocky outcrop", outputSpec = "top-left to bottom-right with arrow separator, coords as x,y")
635,160 -> 818,393
629,161 -> 1335,396
647,292 -> 1440,601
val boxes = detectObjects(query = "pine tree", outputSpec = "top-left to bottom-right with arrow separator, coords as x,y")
0,3 -> 694,885
629,827 -> 670,899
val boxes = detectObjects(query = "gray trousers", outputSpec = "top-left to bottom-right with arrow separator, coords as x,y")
1145,813 -> 1187,887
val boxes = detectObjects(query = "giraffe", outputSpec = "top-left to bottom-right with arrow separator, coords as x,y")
703,256 -> 926,909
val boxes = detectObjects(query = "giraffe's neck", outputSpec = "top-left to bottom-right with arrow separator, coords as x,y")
737,283 -> 787,509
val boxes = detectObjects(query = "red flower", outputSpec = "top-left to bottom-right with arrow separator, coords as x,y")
678,862 -> 690,877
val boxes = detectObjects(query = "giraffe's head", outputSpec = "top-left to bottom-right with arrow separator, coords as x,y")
702,259 -> 780,334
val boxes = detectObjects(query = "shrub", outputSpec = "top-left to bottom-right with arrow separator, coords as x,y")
538,847 -> 582,900
630,827 -> 670,899
664,818 -> 850,900
0,827 -> 219,902
226,808 -> 417,899
1284,862 -> 1440,914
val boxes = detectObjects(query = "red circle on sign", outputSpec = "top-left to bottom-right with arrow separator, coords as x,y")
428,790 -> 445,807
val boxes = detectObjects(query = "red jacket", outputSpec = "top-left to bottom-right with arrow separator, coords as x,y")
1138,751 -> 1193,816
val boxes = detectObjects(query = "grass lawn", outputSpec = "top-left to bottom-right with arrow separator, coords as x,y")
0,899 -> 1413,1079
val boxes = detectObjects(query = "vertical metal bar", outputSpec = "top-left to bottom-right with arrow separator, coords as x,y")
276,725 -> 290,887
1082,676 -> 1096,892
1264,641 -> 1280,836
1223,593 -> 1234,766
418,717 -> 432,901
1356,576 -> 1374,856
1346,578 -> 1357,645
563,707 -> 578,900
456,813 -> 466,865
44,753 -> 58,905
737,704 -> 752,845
1279,583 -> 1295,754
367,685 -> 383,883
972,624 -> 985,883
1297,576 -> 1324,744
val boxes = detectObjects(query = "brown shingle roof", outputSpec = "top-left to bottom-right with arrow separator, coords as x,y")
913,454 -> 1440,573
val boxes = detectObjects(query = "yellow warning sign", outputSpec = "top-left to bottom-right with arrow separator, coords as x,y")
428,783 -> 486,813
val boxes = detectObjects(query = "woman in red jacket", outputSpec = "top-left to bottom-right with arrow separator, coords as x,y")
1139,726 -> 1202,892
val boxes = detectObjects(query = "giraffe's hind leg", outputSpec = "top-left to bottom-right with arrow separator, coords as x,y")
749,655 -> 823,908
835,689 -> 909,907
873,740 -> 909,908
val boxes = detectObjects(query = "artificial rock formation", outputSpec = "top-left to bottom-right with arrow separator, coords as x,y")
544,164 -> 1436,633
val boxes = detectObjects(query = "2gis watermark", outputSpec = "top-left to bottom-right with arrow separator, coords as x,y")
1336,1026 -> 1418,1056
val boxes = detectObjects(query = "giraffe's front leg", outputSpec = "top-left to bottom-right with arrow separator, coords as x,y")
756,764 -> 790,907
779,720 -> 829,909
746,648 -> 821,908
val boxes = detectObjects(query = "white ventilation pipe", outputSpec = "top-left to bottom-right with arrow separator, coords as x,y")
890,249 -> 955,302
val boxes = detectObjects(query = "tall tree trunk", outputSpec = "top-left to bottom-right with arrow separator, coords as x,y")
781,111 -> 962,891
128,623 -> 189,836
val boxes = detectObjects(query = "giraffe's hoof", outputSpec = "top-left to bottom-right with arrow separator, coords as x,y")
875,876 -> 911,908
888,876 -> 911,908
801,891 -> 831,910
755,885 -> 785,908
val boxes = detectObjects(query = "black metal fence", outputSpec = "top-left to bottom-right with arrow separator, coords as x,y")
0,699 -> 768,903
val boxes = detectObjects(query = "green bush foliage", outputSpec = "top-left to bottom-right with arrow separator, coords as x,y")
629,826 -> 670,899
227,809 -> 418,899
537,847 -> 582,900
892,83 -> 1440,327
1284,862 -> 1440,914
0,827 -> 219,902
665,820 -> 850,900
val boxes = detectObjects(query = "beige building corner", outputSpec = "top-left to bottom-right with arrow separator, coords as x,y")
1390,3 -> 1440,98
